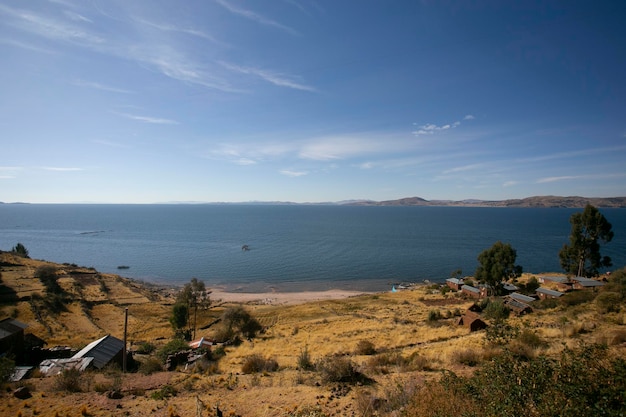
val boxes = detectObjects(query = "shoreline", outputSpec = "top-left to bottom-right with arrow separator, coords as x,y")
210,288 -> 375,306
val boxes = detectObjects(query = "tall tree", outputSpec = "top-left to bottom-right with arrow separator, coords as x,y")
559,204 -> 613,277
175,278 -> 211,340
475,241 -> 523,296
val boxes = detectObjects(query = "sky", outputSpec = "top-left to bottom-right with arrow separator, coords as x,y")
1,1 -> 625,204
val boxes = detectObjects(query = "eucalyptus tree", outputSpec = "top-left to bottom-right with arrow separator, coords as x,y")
559,204 -> 613,277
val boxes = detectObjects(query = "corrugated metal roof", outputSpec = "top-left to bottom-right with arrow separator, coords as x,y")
39,357 -> 94,376
536,287 -> 564,297
573,277 -> 605,287
0,318 -> 28,340
461,285 -> 480,293
510,292 -> 536,303
72,335 -> 124,369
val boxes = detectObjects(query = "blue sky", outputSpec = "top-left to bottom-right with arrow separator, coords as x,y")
1,1 -> 625,203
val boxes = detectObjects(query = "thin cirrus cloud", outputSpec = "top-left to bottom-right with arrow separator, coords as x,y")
41,167 -> 83,172
115,112 -> 179,125
72,79 -> 134,94
63,10 -> 93,23
219,61 -> 315,92
214,0 -> 299,35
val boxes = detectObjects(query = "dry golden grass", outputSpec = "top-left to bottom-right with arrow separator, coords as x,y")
2,252 -> 625,416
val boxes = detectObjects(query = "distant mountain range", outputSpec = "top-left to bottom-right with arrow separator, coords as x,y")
2,196 -> 626,208
346,196 -> 626,208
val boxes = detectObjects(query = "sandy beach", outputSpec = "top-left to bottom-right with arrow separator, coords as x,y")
211,288 -> 371,305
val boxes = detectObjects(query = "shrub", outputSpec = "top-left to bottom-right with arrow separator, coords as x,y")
156,338 -> 190,363
451,349 -> 481,367
485,318 -> 519,346
241,354 -> 279,374
354,340 -> 376,355
150,384 -> 177,400
0,357 -> 15,384
135,342 -> 156,355
517,329 -> 547,349
483,299 -> 510,320
54,368 -> 83,392
427,310 -> 442,322
139,357 -> 163,375
35,265 -> 63,294
316,356 -> 364,384
297,345 -> 314,371
11,243 -> 29,258
560,290 -> 596,307
595,291 -> 622,314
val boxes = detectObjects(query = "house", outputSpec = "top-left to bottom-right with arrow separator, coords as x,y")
189,337 -> 214,350
446,278 -> 464,291
504,298 -> 532,316
539,276 -> 573,291
457,311 -> 487,332
72,334 -> 124,369
572,277 -> 605,290
461,285 -> 481,299
536,287 -> 564,300
502,283 -> 519,293
509,292 -> 536,304
0,318 -> 28,363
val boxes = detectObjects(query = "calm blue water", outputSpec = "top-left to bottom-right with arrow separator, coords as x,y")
1,205 -> 625,292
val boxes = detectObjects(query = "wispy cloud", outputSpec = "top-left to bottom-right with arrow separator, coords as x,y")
0,38 -> 56,54
41,167 -> 83,172
115,112 -> 179,125
536,172 -> 626,184
280,170 -> 308,177
518,145 -> 626,164
220,61 -> 315,91
0,4 -> 105,44
91,139 -> 131,148
215,0 -> 299,35
63,10 -> 92,23
503,180 -> 519,187
412,115 -> 474,137
442,163 -> 483,175
72,79 -> 134,94
135,18 -> 222,44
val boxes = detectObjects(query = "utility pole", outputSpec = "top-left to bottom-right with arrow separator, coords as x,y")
123,307 -> 128,373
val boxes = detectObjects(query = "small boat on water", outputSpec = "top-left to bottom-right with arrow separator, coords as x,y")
117,265 -> 130,270
241,245 -> 250,251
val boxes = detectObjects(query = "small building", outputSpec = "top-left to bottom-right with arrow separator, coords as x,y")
502,283 -> 519,293
72,334 -> 124,369
509,292 -> 536,304
0,318 -> 28,363
572,277 -> 605,290
39,357 -> 94,377
536,287 -> 564,300
189,337 -> 214,350
461,285 -> 481,299
446,278 -> 464,291
504,298 -> 532,316
457,310 -> 487,332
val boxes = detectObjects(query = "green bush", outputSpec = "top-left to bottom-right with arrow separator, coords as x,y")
483,300 -> 510,320
427,310 -> 442,322
135,342 -> 156,355
150,384 -> 177,400
560,290 -> 596,307
156,338 -> 190,363
595,291 -> 622,313
451,349 -> 481,367
0,357 -> 15,384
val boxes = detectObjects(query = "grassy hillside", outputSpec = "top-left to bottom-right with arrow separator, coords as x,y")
1,251 -> 625,416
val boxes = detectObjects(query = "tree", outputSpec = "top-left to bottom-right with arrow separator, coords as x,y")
475,241 -> 522,296
169,302 -> 189,336
221,306 -> 262,341
11,242 -> 29,258
559,204 -> 614,277
175,278 -> 211,340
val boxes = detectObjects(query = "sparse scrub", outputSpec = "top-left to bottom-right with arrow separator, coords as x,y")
139,357 -> 163,375
596,291 -> 622,313
354,340 -> 376,355
150,384 -> 177,400
517,329 -> 547,349
560,290 -> 596,307
135,341 -> 156,355
297,345 -> 314,371
427,309 -> 442,323
316,355 -> 367,384
54,368 -> 83,392
451,349 -> 482,366
241,354 -> 279,374
0,357 -> 15,384
156,338 -> 190,363
483,299 -> 510,320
